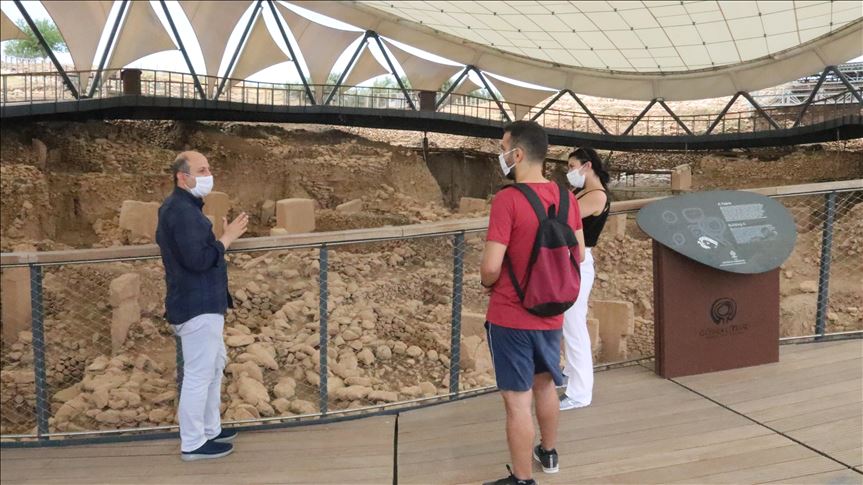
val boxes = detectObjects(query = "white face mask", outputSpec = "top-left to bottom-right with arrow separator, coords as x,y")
566,169 -> 586,189
188,175 -> 214,198
499,148 -> 517,180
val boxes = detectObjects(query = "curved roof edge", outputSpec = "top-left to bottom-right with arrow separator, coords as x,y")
294,1 -> 863,101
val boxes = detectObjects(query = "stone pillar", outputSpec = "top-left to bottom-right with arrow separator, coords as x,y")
276,198 -> 315,234
336,199 -> 363,214
671,164 -> 692,192
593,300 -> 635,362
32,138 -> 47,169
109,273 -> 141,354
606,214 -> 627,239
587,317 -> 600,357
461,311 -> 486,338
1,268 -> 32,344
260,200 -> 276,224
118,201 -> 160,241
203,192 -> 230,239
459,335 -> 492,373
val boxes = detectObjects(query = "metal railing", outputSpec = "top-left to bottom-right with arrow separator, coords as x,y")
0,180 -> 860,443
2,69 -> 860,138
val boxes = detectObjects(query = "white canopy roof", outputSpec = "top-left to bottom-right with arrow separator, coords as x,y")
1,10 -> 27,41
18,0 -> 863,102
296,1 -> 863,100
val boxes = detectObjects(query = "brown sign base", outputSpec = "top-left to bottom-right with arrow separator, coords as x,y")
653,241 -> 779,378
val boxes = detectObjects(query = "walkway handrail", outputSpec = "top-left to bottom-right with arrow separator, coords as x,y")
2,179 -> 860,267
2,68 -> 860,140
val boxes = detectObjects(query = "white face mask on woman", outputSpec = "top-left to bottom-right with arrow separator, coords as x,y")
187,175 -> 214,198
566,168 -> 586,189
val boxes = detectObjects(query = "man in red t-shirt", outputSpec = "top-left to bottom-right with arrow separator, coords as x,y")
481,121 -> 585,485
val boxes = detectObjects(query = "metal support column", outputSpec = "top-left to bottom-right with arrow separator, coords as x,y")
318,245 -> 329,415
657,99 -> 693,135
530,90 -> 566,121
814,191 -> 836,339
449,232 -> 465,398
474,67 -> 511,122
622,99 -> 657,136
29,265 -> 50,438
566,90 -> 609,134
160,0 -> 205,100
435,66 -> 469,109
828,65 -> 863,105
793,69 -> 829,128
371,34 -> 416,110
267,0 -> 315,105
324,32 -> 371,106
215,0 -> 263,100
739,91 -> 780,130
88,0 -> 129,98
705,93 -> 741,135
13,0 -> 79,99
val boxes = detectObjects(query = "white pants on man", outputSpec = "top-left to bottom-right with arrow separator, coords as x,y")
174,313 -> 226,452
562,247 -> 595,404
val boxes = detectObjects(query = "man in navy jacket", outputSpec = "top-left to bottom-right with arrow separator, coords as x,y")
156,151 -> 248,461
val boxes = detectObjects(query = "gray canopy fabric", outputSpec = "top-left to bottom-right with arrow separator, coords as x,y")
17,0 -> 863,102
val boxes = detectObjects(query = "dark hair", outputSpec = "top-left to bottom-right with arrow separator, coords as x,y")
171,153 -> 190,187
569,147 -> 610,187
504,120 -> 548,163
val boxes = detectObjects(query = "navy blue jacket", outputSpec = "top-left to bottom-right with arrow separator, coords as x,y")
156,187 -> 232,325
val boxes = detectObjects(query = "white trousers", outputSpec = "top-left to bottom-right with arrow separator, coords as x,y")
562,247 -> 595,404
174,313 -> 227,452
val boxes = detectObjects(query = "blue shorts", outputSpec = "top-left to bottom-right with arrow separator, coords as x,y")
486,322 -> 563,392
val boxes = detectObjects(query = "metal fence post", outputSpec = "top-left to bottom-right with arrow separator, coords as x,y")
29,264 -> 50,438
449,232 -> 465,398
319,244 -> 329,415
815,191 -> 836,339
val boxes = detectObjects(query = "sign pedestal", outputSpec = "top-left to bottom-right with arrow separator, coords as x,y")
653,241 -> 779,378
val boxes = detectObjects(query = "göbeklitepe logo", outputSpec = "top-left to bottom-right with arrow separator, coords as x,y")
710,298 -> 737,325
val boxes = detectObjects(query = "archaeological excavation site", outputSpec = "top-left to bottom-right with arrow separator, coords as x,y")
1,117 -> 861,438
1,2 -> 862,481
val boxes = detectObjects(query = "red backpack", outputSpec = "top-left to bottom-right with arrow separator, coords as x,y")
505,183 -> 581,317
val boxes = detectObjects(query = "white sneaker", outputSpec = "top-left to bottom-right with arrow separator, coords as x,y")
559,396 -> 590,411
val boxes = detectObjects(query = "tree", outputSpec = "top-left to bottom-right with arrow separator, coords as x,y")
371,75 -> 411,90
326,71 -> 343,86
5,18 -> 68,59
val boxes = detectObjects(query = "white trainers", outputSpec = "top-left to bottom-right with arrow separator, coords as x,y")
559,396 -> 590,411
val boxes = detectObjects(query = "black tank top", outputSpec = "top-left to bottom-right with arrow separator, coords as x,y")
577,189 -> 610,247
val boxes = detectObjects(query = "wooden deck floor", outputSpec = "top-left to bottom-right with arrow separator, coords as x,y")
2,340 -> 861,484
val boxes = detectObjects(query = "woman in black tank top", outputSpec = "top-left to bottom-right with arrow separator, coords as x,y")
559,147 -> 610,411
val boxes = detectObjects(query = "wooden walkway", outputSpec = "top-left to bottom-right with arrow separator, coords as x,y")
2,340 -> 861,484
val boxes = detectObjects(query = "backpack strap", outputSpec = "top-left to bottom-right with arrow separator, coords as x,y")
556,183 -> 570,224
503,183 -> 556,304
506,183 -> 549,222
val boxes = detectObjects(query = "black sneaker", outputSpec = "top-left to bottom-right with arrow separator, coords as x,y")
212,428 -> 238,443
482,465 -> 537,485
533,444 -> 559,473
181,440 -> 234,462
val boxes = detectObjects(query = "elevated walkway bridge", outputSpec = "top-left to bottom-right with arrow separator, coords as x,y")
1,69 -> 861,151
